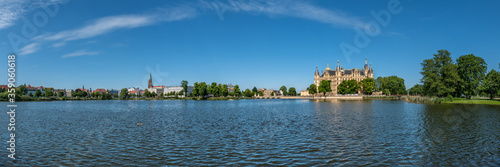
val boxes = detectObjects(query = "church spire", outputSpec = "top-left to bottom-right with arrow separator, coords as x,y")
148,71 -> 153,88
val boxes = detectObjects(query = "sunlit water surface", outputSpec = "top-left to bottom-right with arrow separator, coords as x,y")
1,99 -> 499,166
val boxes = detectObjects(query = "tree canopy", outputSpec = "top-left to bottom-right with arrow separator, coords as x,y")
420,50 -> 461,97
307,84 -> 317,96
375,76 -> 406,95
456,54 -> 487,99
288,87 -> 297,96
360,78 -> 375,94
481,69 -> 500,99
279,86 -> 287,96
318,80 -> 332,96
408,84 -> 424,96
337,79 -> 360,94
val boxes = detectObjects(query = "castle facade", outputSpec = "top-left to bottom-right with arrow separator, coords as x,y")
314,59 -> 374,95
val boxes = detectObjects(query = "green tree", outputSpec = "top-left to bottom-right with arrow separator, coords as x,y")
193,82 -> 199,97
318,80 -> 332,96
288,87 -> 297,96
383,89 -> 391,95
307,84 -> 317,96
209,82 -> 218,96
408,84 -> 424,96
421,50 -> 461,97
29,92 -> 33,97
199,82 -> 208,97
234,85 -> 241,97
35,89 -> 42,97
279,86 -> 287,96
181,80 -> 188,96
45,89 -> 54,97
270,92 -> 274,96
120,88 -> 129,100
337,79 -> 360,94
376,76 -> 407,95
244,89 -> 253,97
18,85 -> 27,95
58,91 -> 64,97
252,87 -> 258,93
456,54 -> 487,99
222,84 -> 229,97
481,69 -> 500,99
144,89 -> 151,97
360,78 -> 375,94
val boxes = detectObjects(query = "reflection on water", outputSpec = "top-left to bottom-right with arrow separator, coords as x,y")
0,100 -> 498,166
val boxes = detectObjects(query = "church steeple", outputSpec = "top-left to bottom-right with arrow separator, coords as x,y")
148,71 -> 153,88
315,66 -> 319,76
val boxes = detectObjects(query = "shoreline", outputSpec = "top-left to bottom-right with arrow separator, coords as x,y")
2,95 -> 500,105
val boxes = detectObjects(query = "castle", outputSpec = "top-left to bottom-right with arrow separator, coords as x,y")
314,59 -> 374,95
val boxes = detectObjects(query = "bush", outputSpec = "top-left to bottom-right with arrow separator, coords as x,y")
445,95 -> 453,102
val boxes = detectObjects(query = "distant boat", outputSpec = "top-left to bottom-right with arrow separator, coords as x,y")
136,121 -> 143,126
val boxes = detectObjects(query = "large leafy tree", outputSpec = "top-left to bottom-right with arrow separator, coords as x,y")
318,80 -> 332,96
481,69 -> 500,99
307,84 -> 317,96
45,89 -> 53,97
288,87 -> 297,96
252,87 -> 258,93
35,89 -> 42,97
408,84 -> 424,96
421,50 -> 461,97
198,82 -> 208,97
221,84 -> 229,97
244,89 -> 253,97
181,80 -> 188,96
192,82 -> 199,97
375,76 -> 406,95
119,88 -> 129,100
360,78 -> 375,94
337,79 -> 360,94
279,86 -> 287,96
58,91 -> 64,97
233,85 -> 241,97
456,54 -> 487,99
209,82 -> 218,96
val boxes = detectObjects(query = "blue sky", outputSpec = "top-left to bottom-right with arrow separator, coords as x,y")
1,0 -> 499,91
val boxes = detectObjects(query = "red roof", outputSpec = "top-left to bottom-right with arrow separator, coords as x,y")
93,89 -> 107,93
153,86 -> 165,88
129,90 -> 139,94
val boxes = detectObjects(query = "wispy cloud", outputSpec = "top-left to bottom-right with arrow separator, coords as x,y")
0,0 -> 64,30
200,0 -> 365,28
39,5 -> 197,42
23,0 -> 366,55
62,50 -> 99,58
19,43 -> 40,55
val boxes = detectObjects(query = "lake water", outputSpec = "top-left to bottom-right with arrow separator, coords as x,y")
1,99 -> 499,166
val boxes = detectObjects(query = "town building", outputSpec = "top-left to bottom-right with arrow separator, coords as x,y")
25,85 -> 44,96
314,59 -> 374,95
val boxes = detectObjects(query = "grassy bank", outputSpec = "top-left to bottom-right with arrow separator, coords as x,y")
403,96 -> 500,105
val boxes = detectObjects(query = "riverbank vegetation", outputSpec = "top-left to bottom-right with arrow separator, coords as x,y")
408,49 -> 500,101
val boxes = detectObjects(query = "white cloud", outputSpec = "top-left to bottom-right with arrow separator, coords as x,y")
200,0 -> 365,28
41,5 -> 197,42
19,43 -> 40,55
23,0 -> 366,55
0,0 -> 64,30
62,50 -> 99,58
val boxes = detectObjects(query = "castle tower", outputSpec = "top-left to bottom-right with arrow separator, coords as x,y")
148,71 -> 153,88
